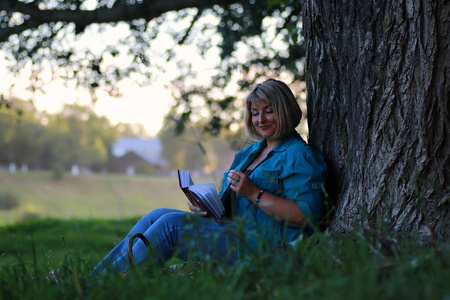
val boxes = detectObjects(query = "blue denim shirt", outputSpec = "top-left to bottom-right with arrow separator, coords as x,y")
219,131 -> 328,249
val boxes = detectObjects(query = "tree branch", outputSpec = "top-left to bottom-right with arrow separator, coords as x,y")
0,0 -> 237,42
178,7 -> 204,45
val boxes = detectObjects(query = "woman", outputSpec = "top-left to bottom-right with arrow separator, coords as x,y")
90,79 -> 327,277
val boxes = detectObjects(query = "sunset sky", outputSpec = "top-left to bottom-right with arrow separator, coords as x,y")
0,12 -> 223,137
0,11 -> 289,137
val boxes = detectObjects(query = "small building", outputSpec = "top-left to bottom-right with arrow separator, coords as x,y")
111,136 -> 168,175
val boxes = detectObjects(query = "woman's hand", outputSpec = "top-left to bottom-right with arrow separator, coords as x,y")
228,169 -> 308,227
188,203 -> 208,217
227,169 -> 259,200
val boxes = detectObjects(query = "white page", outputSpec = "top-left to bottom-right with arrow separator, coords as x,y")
190,183 -> 220,218
190,183 -> 223,219
179,170 -> 194,188
203,185 -> 224,212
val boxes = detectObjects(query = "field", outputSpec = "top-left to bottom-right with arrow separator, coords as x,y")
0,170 -> 207,225
0,170 -> 194,272
0,171 -> 449,299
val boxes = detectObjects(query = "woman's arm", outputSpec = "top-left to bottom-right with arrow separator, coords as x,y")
227,170 -> 307,228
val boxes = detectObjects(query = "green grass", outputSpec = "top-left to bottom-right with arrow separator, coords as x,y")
0,171 -> 449,299
0,218 -> 139,269
0,170 -> 200,225
0,218 -> 448,299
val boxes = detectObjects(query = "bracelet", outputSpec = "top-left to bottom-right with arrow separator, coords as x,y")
255,189 -> 264,205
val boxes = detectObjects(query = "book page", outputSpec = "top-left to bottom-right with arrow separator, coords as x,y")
178,170 -> 194,188
178,169 -> 224,219
190,183 -> 224,219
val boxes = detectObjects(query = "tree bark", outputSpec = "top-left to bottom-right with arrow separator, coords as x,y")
302,0 -> 449,239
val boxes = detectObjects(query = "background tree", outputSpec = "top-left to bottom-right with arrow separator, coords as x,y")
0,96 -> 151,173
2,0 -> 447,238
158,120 -> 236,174
302,0 -> 449,239
0,98 -> 44,167
0,102 -> 17,165
0,0 -> 305,133
10,113 -> 45,168
42,104 -> 111,172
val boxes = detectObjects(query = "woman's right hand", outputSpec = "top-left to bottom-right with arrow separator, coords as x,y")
188,204 -> 208,217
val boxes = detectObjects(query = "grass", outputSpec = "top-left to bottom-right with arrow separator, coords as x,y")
0,170 -> 206,225
0,171 -> 449,299
0,218 -> 139,269
0,218 -> 448,299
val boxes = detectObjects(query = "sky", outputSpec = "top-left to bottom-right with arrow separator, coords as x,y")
0,10 -> 291,137
0,66 -> 173,136
0,11 -> 222,137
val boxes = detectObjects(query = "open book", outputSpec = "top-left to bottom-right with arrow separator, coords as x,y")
177,170 -> 224,219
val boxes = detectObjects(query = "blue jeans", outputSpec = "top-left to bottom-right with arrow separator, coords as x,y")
91,208 -> 238,276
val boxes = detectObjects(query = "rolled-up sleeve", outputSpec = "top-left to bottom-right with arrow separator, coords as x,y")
283,149 -> 328,225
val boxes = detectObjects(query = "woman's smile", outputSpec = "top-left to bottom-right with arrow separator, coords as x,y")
251,101 -> 278,139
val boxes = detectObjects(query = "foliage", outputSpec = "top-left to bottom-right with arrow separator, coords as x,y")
0,189 -> 19,210
0,96 -> 239,173
0,98 -> 44,166
51,162 -> 65,180
0,0 -> 303,135
42,104 -> 114,170
0,218 -> 448,299
158,120 -> 243,172
0,98 -> 149,172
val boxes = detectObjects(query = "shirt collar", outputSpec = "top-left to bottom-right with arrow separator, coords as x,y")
269,131 -> 299,152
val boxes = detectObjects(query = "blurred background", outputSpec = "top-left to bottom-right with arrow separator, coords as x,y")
0,0 -> 308,225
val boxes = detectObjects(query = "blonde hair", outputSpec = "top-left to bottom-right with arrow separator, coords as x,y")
244,79 -> 302,141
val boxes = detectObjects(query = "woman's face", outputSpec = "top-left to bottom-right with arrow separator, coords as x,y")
251,101 -> 278,139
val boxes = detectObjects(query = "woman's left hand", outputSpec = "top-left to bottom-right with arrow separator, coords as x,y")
227,169 -> 259,200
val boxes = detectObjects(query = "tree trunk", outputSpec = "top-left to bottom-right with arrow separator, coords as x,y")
302,0 -> 449,239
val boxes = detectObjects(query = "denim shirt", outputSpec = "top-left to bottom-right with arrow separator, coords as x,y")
219,131 -> 328,249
